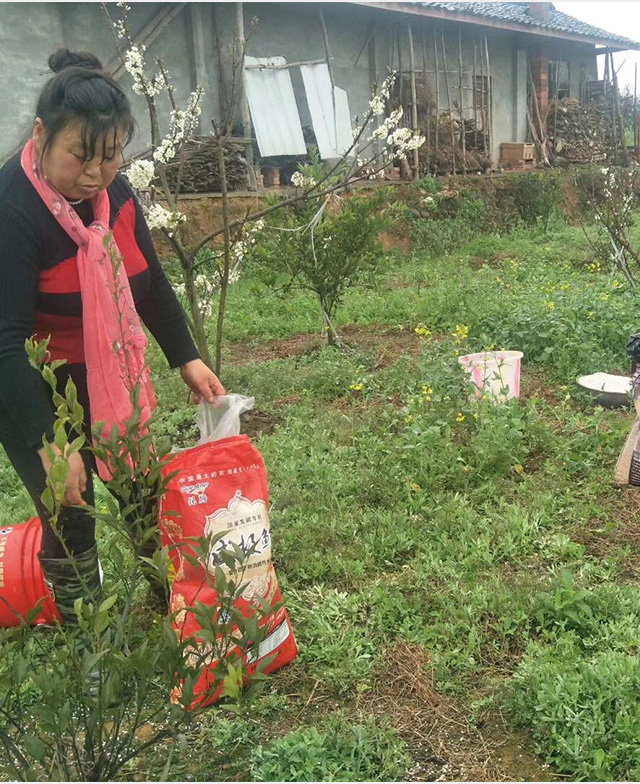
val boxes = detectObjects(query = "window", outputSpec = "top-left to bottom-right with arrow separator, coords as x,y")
473,75 -> 491,129
549,60 -> 570,100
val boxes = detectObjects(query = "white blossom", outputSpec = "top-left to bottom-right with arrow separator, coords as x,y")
145,203 -> 186,236
153,89 -> 203,165
290,171 -> 316,188
124,45 -> 148,96
369,95 -> 385,116
125,159 -> 155,189
387,126 -> 413,147
123,44 -> 167,97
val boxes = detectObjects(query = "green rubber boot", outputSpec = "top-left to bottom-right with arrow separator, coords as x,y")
40,545 -> 103,697
39,545 -> 102,626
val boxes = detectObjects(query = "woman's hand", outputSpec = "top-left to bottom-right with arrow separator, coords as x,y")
180,359 -> 226,404
37,445 -> 88,506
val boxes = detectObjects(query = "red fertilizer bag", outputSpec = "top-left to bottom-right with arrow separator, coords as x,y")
159,395 -> 297,707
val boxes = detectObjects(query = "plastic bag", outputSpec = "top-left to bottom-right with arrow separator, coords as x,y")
159,397 -> 297,708
196,394 -> 255,445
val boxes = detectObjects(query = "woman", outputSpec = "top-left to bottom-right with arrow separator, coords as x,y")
0,49 -> 224,622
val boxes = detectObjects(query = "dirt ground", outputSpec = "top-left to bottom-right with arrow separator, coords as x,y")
227,323 -> 424,368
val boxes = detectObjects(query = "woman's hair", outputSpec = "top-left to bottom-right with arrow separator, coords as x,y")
36,48 -> 136,160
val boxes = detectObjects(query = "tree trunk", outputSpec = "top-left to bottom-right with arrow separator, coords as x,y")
183,260 -> 212,368
215,138 -> 232,376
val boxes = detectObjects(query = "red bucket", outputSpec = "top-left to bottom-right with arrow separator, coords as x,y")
0,517 -> 61,627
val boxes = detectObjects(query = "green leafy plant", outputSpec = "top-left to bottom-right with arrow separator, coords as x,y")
0,333 -> 271,781
534,569 -> 595,635
254,191 -> 390,345
512,171 -> 561,231
250,717 -> 408,782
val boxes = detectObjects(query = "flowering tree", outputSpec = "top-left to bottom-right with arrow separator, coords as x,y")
106,4 -> 424,370
576,166 -> 640,288
106,2 -> 248,369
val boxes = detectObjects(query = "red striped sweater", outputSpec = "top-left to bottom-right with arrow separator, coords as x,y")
0,153 -> 198,448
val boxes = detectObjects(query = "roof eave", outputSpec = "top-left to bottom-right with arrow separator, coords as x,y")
351,1 -> 640,52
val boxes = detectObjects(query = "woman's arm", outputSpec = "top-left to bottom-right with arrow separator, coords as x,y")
0,205 -> 57,449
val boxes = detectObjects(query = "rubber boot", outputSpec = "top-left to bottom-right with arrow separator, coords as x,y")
39,545 -> 103,626
39,545 -> 103,697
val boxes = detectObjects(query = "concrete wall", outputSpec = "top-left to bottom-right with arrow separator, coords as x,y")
0,2 -> 599,169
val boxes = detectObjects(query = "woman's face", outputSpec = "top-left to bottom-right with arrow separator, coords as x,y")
33,118 -> 123,201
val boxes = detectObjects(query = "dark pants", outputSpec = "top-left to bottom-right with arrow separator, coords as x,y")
0,364 -> 157,560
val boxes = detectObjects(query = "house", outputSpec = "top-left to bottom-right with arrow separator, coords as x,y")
0,2 -> 638,177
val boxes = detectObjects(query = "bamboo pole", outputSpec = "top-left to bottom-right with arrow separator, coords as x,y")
611,53 -> 629,165
608,52 -> 616,138
318,6 -> 339,156
408,23 -> 420,179
433,29 -> 440,169
528,64 -> 549,166
235,2 -> 255,190
441,28 -> 456,175
473,44 -> 478,150
552,62 -> 559,148
422,23 -> 430,173
634,62 -> 638,153
397,26 -> 404,112
483,34 -> 493,166
394,27 -> 412,179
390,23 -> 396,82
212,4 -> 228,120
479,36 -> 486,157
458,28 -> 466,175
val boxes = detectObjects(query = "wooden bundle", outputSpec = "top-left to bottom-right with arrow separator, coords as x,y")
162,136 -> 248,193
547,98 -> 616,164
419,113 -> 490,175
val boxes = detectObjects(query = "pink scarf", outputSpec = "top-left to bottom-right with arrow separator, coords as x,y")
21,139 -> 156,480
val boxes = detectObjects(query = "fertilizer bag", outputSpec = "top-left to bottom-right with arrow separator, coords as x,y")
159,395 -> 297,707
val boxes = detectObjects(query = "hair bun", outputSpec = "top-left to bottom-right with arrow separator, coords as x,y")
48,48 -> 103,73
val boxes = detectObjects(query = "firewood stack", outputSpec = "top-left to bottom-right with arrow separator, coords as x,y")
418,114 -> 490,175
547,98 -> 616,164
162,137 -> 249,193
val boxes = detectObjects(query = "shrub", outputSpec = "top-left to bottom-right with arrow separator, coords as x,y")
254,191 -> 390,344
512,171 -> 562,230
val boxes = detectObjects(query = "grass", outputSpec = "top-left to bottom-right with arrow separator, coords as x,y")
5,208 -> 640,780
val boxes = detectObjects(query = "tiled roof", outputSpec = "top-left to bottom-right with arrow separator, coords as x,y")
417,3 -> 640,49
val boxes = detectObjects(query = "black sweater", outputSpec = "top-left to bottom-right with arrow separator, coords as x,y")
0,153 -> 198,449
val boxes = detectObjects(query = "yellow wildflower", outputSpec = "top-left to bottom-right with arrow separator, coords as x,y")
452,324 -> 469,343
405,414 -> 414,425
349,383 -> 363,392
414,324 -> 432,338
456,412 -> 465,422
